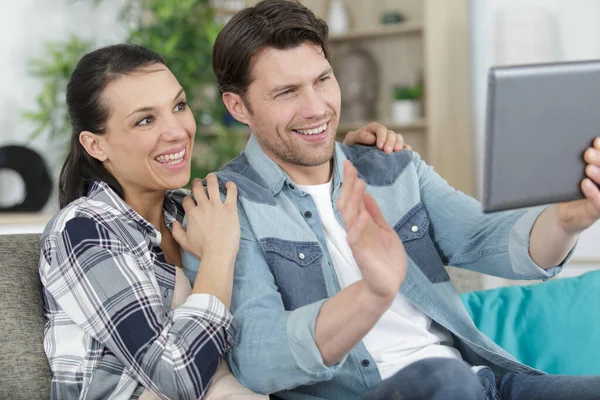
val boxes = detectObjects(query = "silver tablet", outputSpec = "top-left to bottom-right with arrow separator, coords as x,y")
483,60 -> 600,213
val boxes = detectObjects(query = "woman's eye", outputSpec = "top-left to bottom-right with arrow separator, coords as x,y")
174,101 -> 187,112
319,76 -> 330,83
136,116 -> 154,126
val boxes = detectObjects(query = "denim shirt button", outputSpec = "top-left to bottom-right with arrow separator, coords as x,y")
304,211 -> 312,218
411,225 -> 419,233
361,359 -> 370,367
298,253 -> 305,260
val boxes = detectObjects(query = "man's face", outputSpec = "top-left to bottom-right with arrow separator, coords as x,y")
242,43 -> 341,172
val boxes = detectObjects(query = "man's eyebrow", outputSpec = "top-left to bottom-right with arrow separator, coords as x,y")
268,83 -> 299,96
267,68 -> 333,97
126,88 -> 185,118
317,67 -> 333,78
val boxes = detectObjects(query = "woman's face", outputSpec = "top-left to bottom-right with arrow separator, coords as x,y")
94,64 -> 196,197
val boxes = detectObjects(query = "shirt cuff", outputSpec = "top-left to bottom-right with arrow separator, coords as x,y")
509,206 -> 573,280
174,293 -> 235,349
286,299 -> 347,376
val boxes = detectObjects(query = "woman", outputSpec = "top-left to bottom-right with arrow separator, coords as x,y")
39,43 -> 407,400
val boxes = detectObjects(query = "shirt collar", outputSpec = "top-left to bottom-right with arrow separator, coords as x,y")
244,135 -> 290,196
87,180 -> 187,244
331,144 -> 349,195
244,134 -> 350,196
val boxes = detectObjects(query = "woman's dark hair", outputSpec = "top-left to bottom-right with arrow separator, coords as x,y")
59,44 -> 165,208
212,0 -> 329,106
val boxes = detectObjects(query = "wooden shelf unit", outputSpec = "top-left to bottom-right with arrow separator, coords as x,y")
312,0 -> 474,196
243,0 -> 475,196
329,22 -> 424,42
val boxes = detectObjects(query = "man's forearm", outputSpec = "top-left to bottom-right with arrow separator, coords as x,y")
314,280 -> 392,366
529,205 -> 579,269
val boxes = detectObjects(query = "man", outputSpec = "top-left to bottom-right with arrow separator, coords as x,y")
185,1 -> 600,398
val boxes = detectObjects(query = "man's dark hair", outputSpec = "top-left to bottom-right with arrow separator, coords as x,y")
212,0 -> 329,103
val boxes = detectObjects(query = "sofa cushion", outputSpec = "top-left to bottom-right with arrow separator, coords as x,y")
461,270 -> 600,375
0,234 -> 50,399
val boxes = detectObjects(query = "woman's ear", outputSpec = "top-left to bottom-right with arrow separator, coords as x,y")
79,131 -> 108,162
222,92 -> 251,125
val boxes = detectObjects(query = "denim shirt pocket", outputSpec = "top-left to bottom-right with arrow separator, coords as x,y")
394,203 -> 450,284
260,238 -> 328,310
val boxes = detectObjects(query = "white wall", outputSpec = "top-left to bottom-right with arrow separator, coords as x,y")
470,0 -> 600,286
471,0 -> 600,192
0,0 -> 127,214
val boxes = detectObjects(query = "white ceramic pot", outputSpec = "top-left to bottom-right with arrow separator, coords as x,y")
392,100 -> 420,124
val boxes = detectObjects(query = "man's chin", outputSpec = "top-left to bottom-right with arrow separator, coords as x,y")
291,150 -> 335,168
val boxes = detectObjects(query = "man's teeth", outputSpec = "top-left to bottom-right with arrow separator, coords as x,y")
155,149 -> 185,165
295,123 -> 327,135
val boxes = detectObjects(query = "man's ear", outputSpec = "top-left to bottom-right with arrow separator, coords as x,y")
79,131 -> 108,162
222,92 -> 251,125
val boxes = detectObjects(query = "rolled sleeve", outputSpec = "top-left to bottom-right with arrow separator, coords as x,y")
287,299 -> 347,376
509,206 -> 572,280
174,294 -> 235,351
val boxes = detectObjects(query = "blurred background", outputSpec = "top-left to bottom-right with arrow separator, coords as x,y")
1,0 -> 600,288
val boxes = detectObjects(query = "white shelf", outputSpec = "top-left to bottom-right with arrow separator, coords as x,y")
337,118 -> 427,134
0,213 -> 51,235
329,22 -> 424,43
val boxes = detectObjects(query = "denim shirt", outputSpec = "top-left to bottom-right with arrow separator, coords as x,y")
183,135 -> 567,400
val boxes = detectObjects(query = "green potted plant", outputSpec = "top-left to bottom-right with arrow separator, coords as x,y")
392,82 -> 423,123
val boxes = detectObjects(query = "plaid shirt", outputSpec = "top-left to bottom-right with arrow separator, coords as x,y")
39,181 -> 235,400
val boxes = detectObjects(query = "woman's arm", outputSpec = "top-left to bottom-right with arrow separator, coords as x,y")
172,174 -> 241,308
41,215 -> 234,400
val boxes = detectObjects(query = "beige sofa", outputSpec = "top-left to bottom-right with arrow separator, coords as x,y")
0,233 -> 483,399
0,234 -> 49,399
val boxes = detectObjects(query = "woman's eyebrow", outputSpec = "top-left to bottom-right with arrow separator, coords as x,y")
126,88 -> 185,118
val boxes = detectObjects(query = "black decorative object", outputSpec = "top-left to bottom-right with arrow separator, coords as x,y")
0,145 -> 52,212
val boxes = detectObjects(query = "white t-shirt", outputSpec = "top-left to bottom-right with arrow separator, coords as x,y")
298,181 -> 463,379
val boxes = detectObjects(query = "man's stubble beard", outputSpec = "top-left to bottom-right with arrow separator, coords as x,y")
264,128 -> 337,168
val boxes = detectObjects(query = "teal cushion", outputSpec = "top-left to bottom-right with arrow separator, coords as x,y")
460,270 -> 600,375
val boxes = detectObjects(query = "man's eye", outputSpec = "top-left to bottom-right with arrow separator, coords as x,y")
276,90 -> 292,98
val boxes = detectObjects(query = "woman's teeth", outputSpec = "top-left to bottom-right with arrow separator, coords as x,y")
155,149 -> 185,165
295,123 -> 327,135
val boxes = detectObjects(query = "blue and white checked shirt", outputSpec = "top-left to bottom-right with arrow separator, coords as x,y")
40,180 -> 235,400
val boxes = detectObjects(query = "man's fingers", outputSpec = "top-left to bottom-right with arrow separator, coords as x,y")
584,148 -> 600,165
342,177 -> 366,229
582,178 -> 600,215
346,208 -> 370,245
363,193 -> 391,231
